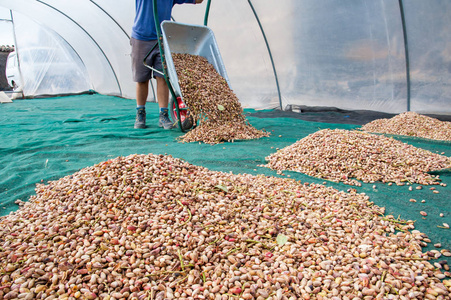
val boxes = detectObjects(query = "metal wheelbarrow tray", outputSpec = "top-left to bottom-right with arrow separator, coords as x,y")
160,21 -> 232,130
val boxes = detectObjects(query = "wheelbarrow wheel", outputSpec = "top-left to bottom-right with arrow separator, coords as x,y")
169,96 -> 195,131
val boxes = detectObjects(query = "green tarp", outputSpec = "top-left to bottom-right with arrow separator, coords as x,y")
1,94 -> 450,251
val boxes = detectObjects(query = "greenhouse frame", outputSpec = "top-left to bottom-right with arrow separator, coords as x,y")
0,1 -> 451,299
0,0 -> 450,113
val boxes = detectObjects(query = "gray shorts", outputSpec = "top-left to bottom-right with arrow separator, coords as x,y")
131,37 -> 164,82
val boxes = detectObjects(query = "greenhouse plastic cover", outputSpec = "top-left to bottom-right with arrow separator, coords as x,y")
0,0 -> 450,114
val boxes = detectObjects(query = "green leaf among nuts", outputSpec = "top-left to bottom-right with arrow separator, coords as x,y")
276,233 -> 288,246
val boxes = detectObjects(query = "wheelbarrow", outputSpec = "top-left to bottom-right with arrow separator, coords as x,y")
144,0 -> 231,132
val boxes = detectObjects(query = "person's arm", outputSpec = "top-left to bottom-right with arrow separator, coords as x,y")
174,0 -> 203,4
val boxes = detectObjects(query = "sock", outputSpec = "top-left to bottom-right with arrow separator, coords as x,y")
160,107 -> 168,113
137,105 -> 145,110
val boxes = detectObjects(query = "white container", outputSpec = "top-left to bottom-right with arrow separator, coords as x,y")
160,20 -> 231,99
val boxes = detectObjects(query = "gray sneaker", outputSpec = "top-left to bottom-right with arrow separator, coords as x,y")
134,108 -> 146,129
158,111 -> 175,129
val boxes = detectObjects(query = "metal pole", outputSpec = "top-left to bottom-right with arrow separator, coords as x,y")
398,0 -> 411,111
247,0 -> 283,110
10,10 -> 24,99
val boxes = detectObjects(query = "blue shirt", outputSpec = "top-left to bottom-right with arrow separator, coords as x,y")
132,0 -> 195,41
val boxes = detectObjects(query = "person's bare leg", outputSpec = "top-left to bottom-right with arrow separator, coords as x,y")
156,76 -> 173,129
134,81 -> 148,128
136,81 -> 149,106
156,76 -> 169,108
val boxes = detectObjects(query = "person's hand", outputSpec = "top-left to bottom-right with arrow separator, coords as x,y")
195,0 -> 203,3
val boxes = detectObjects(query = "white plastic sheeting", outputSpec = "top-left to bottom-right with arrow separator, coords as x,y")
0,0 -> 134,97
403,1 -> 451,113
0,6 -> 13,42
10,13 -> 91,95
0,0 -> 450,114
199,1 -> 408,111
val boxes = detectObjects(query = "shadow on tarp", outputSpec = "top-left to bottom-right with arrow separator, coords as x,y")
0,94 -> 450,251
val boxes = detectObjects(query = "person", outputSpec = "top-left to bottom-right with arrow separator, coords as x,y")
131,0 -> 204,129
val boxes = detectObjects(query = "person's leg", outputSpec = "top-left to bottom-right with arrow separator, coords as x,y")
136,81 -> 149,106
156,76 -> 174,129
133,81 -> 148,128
156,76 -> 169,109
131,37 -> 154,129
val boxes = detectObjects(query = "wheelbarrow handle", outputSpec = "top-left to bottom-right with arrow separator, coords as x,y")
151,0 -> 186,132
204,0 -> 212,26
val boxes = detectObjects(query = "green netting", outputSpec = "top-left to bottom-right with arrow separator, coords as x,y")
1,94 -> 450,252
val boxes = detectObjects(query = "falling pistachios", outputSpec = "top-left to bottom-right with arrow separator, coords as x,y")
172,53 -> 269,144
